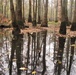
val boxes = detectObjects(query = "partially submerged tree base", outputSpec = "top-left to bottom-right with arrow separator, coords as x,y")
38,16 -> 41,24
17,21 -> 24,29
12,28 -> 20,35
28,15 -> 32,22
12,21 -> 18,28
70,22 -> 76,31
59,21 -> 67,35
41,23 -> 48,27
33,20 -> 36,27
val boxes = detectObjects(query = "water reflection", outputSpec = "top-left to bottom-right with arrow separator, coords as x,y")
8,29 -> 49,75
9,29 -> 23,75
0,29 -> 76,75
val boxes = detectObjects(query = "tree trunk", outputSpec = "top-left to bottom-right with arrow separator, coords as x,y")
41,0 -> 48,27
59,0 -> 68,34
58,0 -> 62,22
71,0 -> 76,31
22,0 -> 25,22
56,0 -> 68,75
55,0 -> 58,22
28,0 -> 32,22
33,0 -> 37,26
69,0 -> 73,22
10,0 -> 17,28
0,0 -> 3,13
38,0 -> 41,24
3,0 -> 7,17
16,0 -> 24,29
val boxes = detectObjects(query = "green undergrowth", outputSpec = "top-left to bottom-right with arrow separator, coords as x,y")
48,21 -> 59,26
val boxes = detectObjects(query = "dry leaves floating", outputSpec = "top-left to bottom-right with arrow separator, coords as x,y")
32,71 -> 37,74
19,67 -> 28,71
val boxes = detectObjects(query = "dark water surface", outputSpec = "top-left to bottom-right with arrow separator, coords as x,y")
0,29 -> 76,75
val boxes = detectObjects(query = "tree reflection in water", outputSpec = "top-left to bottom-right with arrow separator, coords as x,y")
1,29 -> 76,75
9,29 -> 23,75
9,29 -> 47,75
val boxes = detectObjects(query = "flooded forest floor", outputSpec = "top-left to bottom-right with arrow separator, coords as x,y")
0,24 -> 76,75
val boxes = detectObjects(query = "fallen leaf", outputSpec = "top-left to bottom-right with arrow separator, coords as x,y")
19,67 -> 28,71
32,71 -> 36,74
12,59 -> 17,61
70,44 -> 76,47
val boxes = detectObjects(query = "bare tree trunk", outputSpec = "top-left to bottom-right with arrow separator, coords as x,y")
41,0 -> 44,22
22,0 -> 25,22
3,0 -> 7,17
41,0 -> 48,27
71,0 -> 76,31
38,0 -> 41,24
33,0 -> 37,26
10,0 -> 17,28
28,0 -> 32,22
58,0 -> 62,22
16,0 -> 24,29
69,0 -> 73,22
0,0 -> 3,13
55,0 -> 58,22
59,0 -> 68,34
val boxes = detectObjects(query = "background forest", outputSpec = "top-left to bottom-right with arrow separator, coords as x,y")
0,0 -> 75,27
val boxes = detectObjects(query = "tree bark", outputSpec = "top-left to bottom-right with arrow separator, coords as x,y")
55,0 -> 58,22
38,0 -> 41,24
28,0 -> 32,22
71,0 -> 76,31
22,0 -> 25,22
33,0 -> 37,26
69,0 -> 73,22
41,0 -> 48,27
16,0 -> 24,29
10,0 -> 17,28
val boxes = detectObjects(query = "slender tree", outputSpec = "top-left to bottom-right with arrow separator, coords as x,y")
55,0 -> 58,22
0,0 -> 3,13
33,0 -> 37,26
28,0 -> 32,22
22,0 -> 25,22
38,0 -> 41,24
10,0 -> 17,28
58,0 -> 61,22
3,0 -> 7,16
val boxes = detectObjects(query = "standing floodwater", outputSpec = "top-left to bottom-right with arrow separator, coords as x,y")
0,29 -> 76,75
